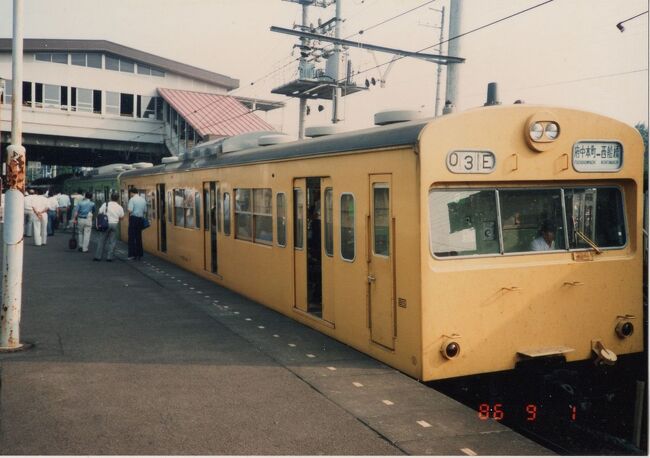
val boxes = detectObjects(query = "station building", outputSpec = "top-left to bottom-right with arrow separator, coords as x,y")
0,39 -> 283,171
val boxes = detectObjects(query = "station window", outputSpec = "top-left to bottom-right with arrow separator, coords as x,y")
120,93 -> 134,117
43,84 -> 61,109
223,193 -> 231,236
277,193 -> 287,247
105,55 -> 119,71
1,79 -> 12,105
324,188 -> 333,256
340,193 -> 355,261
35,53 -> 67,64
22,81 -> 32,106
106,91 -> 120,115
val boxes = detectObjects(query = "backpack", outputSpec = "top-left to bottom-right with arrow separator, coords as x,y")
96,203 -> 109,232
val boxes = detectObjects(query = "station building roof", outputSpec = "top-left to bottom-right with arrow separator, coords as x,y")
158,87 -> 276,138
0,38 -> 239,89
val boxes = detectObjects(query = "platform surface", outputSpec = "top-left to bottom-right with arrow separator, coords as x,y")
0,228 -> 553,455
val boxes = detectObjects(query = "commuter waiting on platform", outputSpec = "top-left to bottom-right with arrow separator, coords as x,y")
94,193 -> 124,262
24,188 -> 35,237
57,192 -> 71,231
47,190 -> 58,236
127,188 -> 147,260
72,192 -> 96,253
31,188 -> 50,246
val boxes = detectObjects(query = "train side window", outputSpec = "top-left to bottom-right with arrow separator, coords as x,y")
294,188 -> 304,249
184,189 -> 195,228
223,192 -> 231,236
324,188 -> 333,256
253,189 -> 273,245
340,193 -> 355,261
429,190 -> 500,257
235,188 -> 252,241
277,192 -> 287,247
174,189 -> 185,226
499,189 -> 565,253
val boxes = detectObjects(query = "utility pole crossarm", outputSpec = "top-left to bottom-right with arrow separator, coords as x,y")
270,26 -> 465,65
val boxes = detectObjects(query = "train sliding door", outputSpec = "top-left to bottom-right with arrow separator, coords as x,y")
157,183 -> 167,253
368,174 -> 395,350
203,181 -> 218,274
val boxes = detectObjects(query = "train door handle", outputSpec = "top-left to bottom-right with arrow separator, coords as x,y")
368,274 -> 376,283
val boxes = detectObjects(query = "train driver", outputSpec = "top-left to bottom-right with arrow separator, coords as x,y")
530,220 -> 556,251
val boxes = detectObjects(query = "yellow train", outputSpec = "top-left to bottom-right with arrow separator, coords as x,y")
108,104 -> 643,381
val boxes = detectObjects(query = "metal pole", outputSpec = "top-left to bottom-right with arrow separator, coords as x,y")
331,0 -> 343,124
445,0 -> 463,113
434,6 -> 445,117
298,3 -> 309,139
1,0 -> 26,351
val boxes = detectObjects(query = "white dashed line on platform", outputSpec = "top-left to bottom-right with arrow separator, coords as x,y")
382,400 -> 394,406
352,382 -> 364,388
461,448 -> 477,456
327,366 -> 336,371
306,354 -> 315,358
288,343 -> 296,347
417,420 -> 432,428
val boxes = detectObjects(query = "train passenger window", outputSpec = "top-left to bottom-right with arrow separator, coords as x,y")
277,193 -> 287,247
184,189 -> 195,228
235,189 -> 252,241
340,193 -> 355,261
223,193 -> 231,236
174,189 -> 185,226
565,187 -> 626,249
498,189 -> 565,253
324,188 -> 333,256
254,189 -> 273,245
429,190 -> 499,257
294,188 -> 304,249
194,192 -> 201,229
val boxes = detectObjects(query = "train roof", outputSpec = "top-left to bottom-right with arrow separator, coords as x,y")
121,118 -> 432,178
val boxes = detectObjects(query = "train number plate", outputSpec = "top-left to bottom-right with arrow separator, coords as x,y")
572,141 -> 623,172
446,150 -> 496,174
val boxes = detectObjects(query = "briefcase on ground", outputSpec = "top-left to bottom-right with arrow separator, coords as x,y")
68,223 -> 78,250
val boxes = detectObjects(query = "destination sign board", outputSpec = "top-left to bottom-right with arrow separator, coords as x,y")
572,141 -> 622,172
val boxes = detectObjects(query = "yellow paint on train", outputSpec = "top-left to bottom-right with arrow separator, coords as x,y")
117,105 -> 644,381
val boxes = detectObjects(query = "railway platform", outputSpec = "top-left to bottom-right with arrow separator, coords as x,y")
0,230 -> 552,455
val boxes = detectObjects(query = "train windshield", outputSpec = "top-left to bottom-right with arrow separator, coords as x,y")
429,186 -> 626,257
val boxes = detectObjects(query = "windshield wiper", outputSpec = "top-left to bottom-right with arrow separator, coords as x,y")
574,230 -> 603,254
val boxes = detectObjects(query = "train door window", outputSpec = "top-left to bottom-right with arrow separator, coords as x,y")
565,187 -> 626,249
167,191 -> 173,223
324,188 -> 333,256
194,191 -> 201,229
253,189 -> 273,245
340,193 -> 355,261
174,189 -> 185,226
498,189 -> 565,253
429,190 -> 500,257
294,188 -> 304,249
373,184 -> 390,256
223,192 -> 231,236
235,189 -> 252,241
203,186 -> 210,232
277,192 -> 287,247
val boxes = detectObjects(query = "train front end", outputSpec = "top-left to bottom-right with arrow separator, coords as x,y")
418,105 -> 644,381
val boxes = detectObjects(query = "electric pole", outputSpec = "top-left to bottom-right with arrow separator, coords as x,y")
444,0 -> 463,113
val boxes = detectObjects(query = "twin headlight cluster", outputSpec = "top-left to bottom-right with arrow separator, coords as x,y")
529,121 -> 560,141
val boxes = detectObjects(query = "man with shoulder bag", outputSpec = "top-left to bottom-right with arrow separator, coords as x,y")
94,193 -> 124,262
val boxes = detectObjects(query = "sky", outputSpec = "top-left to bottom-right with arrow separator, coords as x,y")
0,0 -> 647,137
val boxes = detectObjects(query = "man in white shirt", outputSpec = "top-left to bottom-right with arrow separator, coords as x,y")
57,192 -> 71,230
24,188 -> 35,237
94,193 -> 125,262
47,191 -> 59,236
127,188 -> 147,260
31,188 -> 50,246
530,220 -> 556,251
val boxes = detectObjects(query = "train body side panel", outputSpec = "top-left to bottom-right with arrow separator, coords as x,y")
418,106 -> 644,381
120,148 -> 423,378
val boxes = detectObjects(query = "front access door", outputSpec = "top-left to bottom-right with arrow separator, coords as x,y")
368,174 -> 395,350
203,181 -> 219,274
157,183 -> 167,253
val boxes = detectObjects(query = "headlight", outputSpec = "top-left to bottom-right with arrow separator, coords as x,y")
544,122 -> 559,140
615,321 -> 634,338
530,122 -> 544,141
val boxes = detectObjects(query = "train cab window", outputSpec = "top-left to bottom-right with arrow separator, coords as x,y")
324,188 -> 333,256
340,193 -> 355,261
565,187 -> 626,249
223,193 -> 231,236
429,190 -> 500,257
277,193 -> 287,247
498,189 -> 566,253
